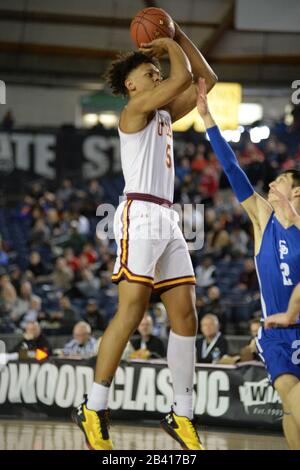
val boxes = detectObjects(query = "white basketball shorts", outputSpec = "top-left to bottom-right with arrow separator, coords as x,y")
112,199 -> 195,293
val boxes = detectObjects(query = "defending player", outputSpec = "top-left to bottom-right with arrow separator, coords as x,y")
197,78 -> 300,449
72,24 -> 217,450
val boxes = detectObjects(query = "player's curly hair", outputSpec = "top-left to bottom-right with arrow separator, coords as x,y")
104,52 -> 161,97
280,169 -> 300,188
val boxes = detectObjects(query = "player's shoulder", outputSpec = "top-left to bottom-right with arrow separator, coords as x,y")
119,107 -> 157,134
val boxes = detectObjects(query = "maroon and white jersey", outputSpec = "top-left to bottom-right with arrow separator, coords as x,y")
118,109 -> 174,203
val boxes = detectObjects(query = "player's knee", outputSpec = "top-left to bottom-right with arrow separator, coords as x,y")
178,304 -> 198,331
117,299 -> 147,328
181,304 -> 197,321
287,383 -> 299,411
274,379 -> 295,406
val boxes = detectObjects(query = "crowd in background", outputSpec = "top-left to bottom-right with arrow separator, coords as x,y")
0,111 -> 300,362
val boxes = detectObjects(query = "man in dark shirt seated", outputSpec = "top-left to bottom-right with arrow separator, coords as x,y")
130,314 -> 166,359
196,314 -> 228,363
11,321 -> 52,355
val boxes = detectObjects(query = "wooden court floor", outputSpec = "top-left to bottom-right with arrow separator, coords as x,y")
0,419 -> 287,450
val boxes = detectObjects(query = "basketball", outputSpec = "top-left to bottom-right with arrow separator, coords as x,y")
130,7 -> 175,48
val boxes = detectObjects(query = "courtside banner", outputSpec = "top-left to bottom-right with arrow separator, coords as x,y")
0,359 -> 282,430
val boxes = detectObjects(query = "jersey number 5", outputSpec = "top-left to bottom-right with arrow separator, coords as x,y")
166,144 -> 172,169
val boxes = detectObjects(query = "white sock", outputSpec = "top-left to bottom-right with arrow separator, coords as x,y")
167,330 -> 196,420
87,382 -> 110,411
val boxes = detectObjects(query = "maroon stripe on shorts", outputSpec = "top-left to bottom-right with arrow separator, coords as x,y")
126,192 -> 172,207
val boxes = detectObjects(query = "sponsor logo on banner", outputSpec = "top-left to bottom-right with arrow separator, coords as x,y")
239,378 -> 282,418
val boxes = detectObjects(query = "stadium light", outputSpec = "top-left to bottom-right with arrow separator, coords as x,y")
83,113 -> 98,126
238,103 -> 263,125
98,113 -> 119,129
250,126 -> 270,143
221,129 -> 241,142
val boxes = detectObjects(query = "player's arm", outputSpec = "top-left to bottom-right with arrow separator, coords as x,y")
197,78 -> 273,229
164,22 -> 218,122
127,38 -> 192,115
264,283 -> 300,328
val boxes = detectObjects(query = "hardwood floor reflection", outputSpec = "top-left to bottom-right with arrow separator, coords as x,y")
0,420 -> 287,450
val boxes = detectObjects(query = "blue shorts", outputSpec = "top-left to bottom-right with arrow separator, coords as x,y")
256,327 -> 300,385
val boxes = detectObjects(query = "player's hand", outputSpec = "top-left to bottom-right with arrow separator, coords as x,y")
249,338 -> 257,353
264,313 -> 291,329
173,21 -> 183,40
139,38 -> 173,58
197,78 -> 210,117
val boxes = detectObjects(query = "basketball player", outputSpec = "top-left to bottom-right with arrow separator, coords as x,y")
72,24 -> 217,450
197,78 -> 300,449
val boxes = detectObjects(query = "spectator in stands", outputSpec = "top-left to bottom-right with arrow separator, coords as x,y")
238,259 -> 259,292
56,179 -> 74,203
80,242 -> 98,266
46,208 -> 63,237
130,314 -> 166,359
20,296 -> 42,330
86,179 -> 104,208
49,295 -> 79,333
199,285 -> 226,331
195,256 -> 216,289
239,318 -> 261,362
27,251 -> 49,281
152,302 -> 168,338
52,257 -> 74,291
11,281 -> 41,326
0,273 -> 17,313
9,265 -> 22,295
74,268 -> 100,298
196,314 -> 228,363
206,220 -> 231,258
71,212 -> 90,236
11,321 -> 52,355
230,225 -> 249,258
191,150 -> 208,172
62,220 -> 87,255
62,321 -> 97,357
30,218 -> 51,249
66,266 -> 100,299
198,166 -> 219,204
64,247 -> 81,273
176,157 -> 191,184
84,299 -> 106,331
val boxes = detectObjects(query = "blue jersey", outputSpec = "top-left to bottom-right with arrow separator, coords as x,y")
255,212 -> 300,319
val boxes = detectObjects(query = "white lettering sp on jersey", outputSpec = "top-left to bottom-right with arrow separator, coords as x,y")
118,110 -> 174,202
279,240 -> 289,259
